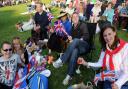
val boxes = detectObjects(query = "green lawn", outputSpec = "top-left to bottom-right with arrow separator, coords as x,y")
0,1 -> 128,89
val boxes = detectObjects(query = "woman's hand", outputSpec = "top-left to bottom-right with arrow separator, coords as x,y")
112,83 -> 119,89
49,27 -> 54,33
77,57 -> 88,66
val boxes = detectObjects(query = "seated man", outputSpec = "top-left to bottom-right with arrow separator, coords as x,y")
53,12 -> 91,85
0,41 -> 22,89
33,2 -> 50,41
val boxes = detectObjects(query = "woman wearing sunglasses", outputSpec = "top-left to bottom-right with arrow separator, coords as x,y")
0,41 -> 22,89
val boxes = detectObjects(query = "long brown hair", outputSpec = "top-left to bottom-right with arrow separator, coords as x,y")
99,25 -> 119,51
12,37 -> 24,53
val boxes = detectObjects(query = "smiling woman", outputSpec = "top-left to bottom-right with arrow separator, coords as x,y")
0,41 -> 22,89
99,25 -> 119,50
1,42 -> 13,59
78,25 -> 128,89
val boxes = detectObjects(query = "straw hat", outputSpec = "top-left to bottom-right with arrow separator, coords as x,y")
57,11 -> 68,19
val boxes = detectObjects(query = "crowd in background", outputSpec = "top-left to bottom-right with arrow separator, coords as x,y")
0,0 -> 128,89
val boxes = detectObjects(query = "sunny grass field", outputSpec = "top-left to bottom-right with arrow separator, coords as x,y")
0,1 -> 128,89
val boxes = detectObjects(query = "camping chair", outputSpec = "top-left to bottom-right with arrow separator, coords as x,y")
76,21 -> 97,61
80,21 -> 97,59
86,22 -> 97,59
76,22 -> 97,74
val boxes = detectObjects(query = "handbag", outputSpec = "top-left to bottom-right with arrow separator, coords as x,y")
99,16 -> 107,21
67,81 -> 93,89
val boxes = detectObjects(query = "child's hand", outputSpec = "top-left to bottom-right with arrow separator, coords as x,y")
34,25 -> 40,32
49,27 -> 54,33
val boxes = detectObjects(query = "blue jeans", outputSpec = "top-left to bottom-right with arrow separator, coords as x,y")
104,80 -> 128,89
60,38 -> 90,76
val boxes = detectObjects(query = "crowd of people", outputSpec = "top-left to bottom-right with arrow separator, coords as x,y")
0,0 -> 128,89
0,0 -> 28,7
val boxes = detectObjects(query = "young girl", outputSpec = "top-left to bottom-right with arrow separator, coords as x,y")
12,37 -> 25,64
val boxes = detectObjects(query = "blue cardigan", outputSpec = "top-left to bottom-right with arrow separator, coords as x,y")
103,9 -> 114,24
62,19 -> 72,36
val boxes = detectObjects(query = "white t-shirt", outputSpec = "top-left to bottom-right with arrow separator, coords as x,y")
0,54 -> 21,86
91,6 -> 101,16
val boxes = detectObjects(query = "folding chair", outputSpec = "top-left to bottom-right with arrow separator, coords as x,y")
76,22 -> 97,61
86,22 -> 97,59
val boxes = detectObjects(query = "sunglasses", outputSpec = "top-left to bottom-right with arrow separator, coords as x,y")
3,48 -> 12,52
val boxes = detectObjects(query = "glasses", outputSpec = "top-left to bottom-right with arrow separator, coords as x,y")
3,48 -> 12,52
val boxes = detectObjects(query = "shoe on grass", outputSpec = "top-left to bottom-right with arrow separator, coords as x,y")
53,58 -> 63,68
62,75 -> 72,85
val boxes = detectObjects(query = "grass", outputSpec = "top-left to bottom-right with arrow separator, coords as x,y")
0,4 -> 30,44
0,1 -> 128,89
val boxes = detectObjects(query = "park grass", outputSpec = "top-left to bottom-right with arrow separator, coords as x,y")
0,1 -> 128,89
0,4 -> 30,44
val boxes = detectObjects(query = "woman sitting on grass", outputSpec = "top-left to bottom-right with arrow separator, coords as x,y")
0,41 -> 22,89
78,25 -> 128,89
15,14 -> 34,32
15,18 -> 34,32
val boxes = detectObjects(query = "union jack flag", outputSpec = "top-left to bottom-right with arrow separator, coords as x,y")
94,70 -> 117,86
47,12 -> 54,22
54,20 -> 68,37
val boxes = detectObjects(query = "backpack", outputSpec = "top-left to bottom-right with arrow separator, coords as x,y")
28,72 -> 48,89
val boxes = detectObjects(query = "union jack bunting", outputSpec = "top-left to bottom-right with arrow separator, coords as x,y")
94,70 -> 117,86
47,12 -> 54,22
30,55 -> 38,67
54,20 -> 68,37
13,67 -> 29,89
13,66 -> 46,89
13,54 -> 46,89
